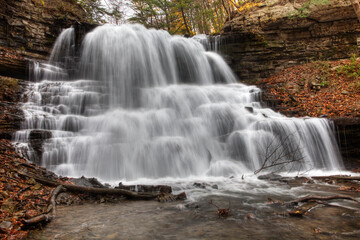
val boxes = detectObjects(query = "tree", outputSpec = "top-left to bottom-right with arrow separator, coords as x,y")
78,0 -> 124,24
254,131 -> 306,175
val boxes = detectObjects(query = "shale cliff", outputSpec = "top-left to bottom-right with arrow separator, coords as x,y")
0,0 -> 87,79
220,0 -> 360,84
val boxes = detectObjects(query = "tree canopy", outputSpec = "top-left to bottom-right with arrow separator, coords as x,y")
78,0 -> 263,35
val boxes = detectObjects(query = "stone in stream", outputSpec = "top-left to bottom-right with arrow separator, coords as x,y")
116,183 -> 172,194
257,173 -> 282,180
71,176 -> 106,188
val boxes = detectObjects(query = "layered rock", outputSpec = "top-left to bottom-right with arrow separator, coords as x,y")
220,0 -> 360,84
333,118 -> 360,169
0,0 -> 88,79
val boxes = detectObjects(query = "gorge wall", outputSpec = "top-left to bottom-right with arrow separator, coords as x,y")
0,0 -> 88,79
220,0 -> 360,84
0,0 -> 90,141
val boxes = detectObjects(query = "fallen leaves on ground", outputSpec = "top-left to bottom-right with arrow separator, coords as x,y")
0,140 -> 81,239
262,59 -> 360,118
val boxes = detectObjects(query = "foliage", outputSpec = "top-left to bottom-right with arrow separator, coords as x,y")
77,0 -> 124,24
128,0 -> 262,35
0,77 -> 18,103
337,54 -> 360,80
313,60 -> 331,87
288,0 -> 330,19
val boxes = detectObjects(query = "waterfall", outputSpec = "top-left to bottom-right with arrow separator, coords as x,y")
15,24 -> 343,181
29,27 -> 75,82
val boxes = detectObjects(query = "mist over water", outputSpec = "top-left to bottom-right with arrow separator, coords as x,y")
15,24 -> 344,182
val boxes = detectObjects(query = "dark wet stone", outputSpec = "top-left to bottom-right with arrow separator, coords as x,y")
257,173 -> 282,180
116,183 -> 172,194
245,106 -> 254,113
193,182 -> 206,189
71,176 -> 106,188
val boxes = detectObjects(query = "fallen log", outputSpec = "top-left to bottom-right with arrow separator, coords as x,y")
288,195 -> 359,204
313,200 -> 358,211
17,171 -> 185,200
312,176 -> 360,181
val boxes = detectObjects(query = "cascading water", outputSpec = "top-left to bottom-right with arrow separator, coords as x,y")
15,24 -> 344,182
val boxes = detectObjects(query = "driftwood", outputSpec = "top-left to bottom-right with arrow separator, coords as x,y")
315,228 -> 360,237
23,185 -> 65,225
17,171 -> 187,201
288,194 -> 359,204
19,170 -> 186,226
287,194 -> 360,217
312,176 -> 360,181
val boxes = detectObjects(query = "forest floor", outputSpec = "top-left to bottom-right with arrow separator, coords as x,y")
262,57 -> 360,118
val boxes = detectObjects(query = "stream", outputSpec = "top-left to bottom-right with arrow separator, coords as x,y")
28,177 -> 360,239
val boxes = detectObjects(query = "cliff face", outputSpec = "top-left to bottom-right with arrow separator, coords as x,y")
220,0 -> 360,84
0,0 -> 88,79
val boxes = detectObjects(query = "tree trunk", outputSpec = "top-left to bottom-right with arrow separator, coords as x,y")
180,7 -> 191,36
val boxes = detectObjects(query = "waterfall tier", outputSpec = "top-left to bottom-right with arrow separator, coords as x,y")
15,24 -> 343,181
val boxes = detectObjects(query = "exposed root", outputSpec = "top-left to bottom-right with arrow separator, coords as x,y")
288,194 -> 359,205
23,185 -> 65,225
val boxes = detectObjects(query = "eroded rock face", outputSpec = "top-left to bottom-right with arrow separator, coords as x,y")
220,0 -> 360,84
0,0 -> 88,79
333,118 -> 360,170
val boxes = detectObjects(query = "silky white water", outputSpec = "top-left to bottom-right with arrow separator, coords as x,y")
15,24 -> 344,184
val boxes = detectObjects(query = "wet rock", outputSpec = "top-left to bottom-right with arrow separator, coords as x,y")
0,221 -> 13,233
175,192 -> 187,200
193,182 -> 206,189
245,106 -> 254,113
29,130 -> 52,165
0,0 -> 89,79
279,176 -> 314,186
116,183 -> 172,194
211,184 -> 218,189
71,176 -> 106,188
56,192 -> 81,206
157,192 -> 186,202
333,118 -> 360,167
257,173 -> 282,180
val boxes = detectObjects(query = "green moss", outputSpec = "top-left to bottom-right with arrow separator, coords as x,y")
0,76 -> 19,101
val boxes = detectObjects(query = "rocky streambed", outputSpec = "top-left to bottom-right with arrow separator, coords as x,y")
27,175 -> 360,240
